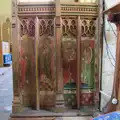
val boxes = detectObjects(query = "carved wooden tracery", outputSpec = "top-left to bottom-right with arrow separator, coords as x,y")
81,19 -> 96,38
18,18 -> 36,107
12,0 -> 99,113
38,18 -> 55,108
62,18 -> 77,37
39,19 -> 54,36
61,17 -> 97,107
62,17 -> 77,107
18,17 -> 98,108
80,19 -> 97,107
20,18 -> 35,37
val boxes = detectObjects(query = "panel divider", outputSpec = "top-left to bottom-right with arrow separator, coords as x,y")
35,16 -> 40,110
77,16 -> 81,109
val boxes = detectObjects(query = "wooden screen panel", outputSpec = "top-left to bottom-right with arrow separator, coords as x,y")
19,18 -> 36,108
80,40 -> 95,106
80,19 -> 96,106
62,17 -> 78,108
38,18 -> 56,108
81,40 -> 95,89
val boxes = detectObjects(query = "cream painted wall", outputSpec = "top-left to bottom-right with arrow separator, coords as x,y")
18,0 -> 75,3
0,0 -> 11,15
0,0 -> 11,21
19,0 -> 54,2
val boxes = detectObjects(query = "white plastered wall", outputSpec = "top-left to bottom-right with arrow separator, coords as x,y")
100,0 -> 118,111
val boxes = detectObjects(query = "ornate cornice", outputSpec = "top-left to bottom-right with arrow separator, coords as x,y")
18,3 -> 55,16
61,4 -> 98,16
18,3 -> 98,17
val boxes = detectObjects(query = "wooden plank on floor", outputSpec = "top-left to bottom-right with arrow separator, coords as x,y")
10,117 -> 56,120
10,117 -> 92,120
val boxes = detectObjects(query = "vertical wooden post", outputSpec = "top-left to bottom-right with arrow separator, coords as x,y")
77,16 -> 81,109
97,0 -> 103,110
115,24 -> 120,110
55,0 -> 64,108
107,24 -> 120,112
35,16 -> 40,110
12,0 -> 22,113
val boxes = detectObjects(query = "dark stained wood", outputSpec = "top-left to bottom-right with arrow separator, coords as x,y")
115,25 -> 120,110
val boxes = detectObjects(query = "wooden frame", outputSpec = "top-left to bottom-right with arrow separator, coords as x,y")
11,0 -> 99,115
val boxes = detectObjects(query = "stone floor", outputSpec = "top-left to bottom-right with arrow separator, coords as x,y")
0,65 -> 13,120
0,66 -> 94,120
63,117 -> 92,120
10,117 -> 92,120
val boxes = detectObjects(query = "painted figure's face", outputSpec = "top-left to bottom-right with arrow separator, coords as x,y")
62,41 -> 76,62
83,47 -> 92,64
39,38 -> 51,55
